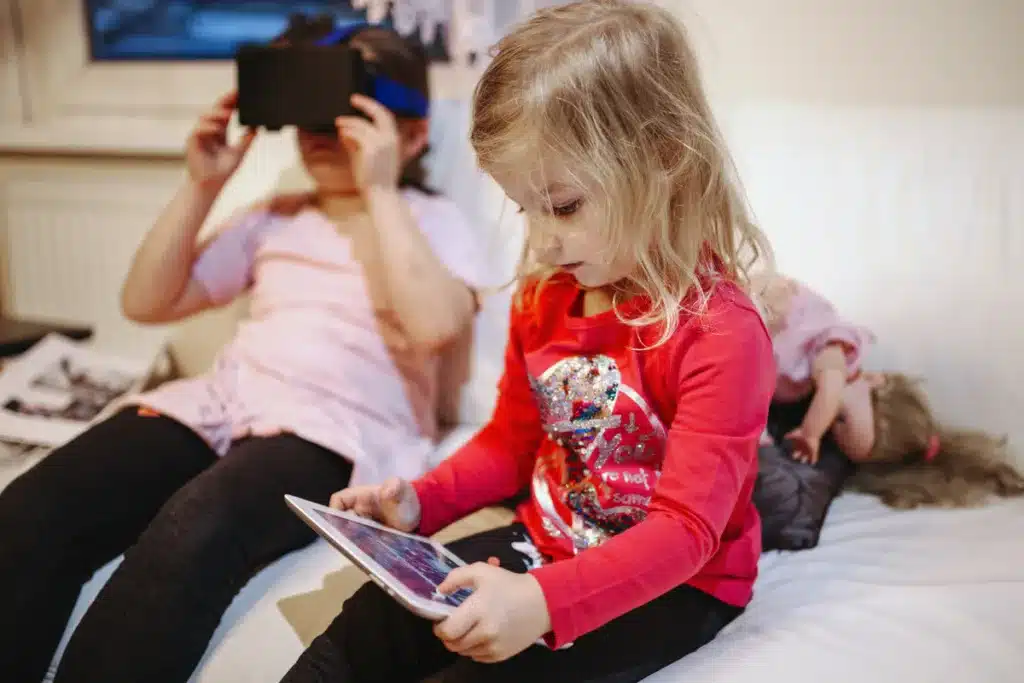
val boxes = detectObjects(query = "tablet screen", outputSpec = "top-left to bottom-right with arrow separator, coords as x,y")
314,510 -> 473,608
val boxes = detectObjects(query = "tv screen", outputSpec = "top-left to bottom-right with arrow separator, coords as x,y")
84,1 -> 450,62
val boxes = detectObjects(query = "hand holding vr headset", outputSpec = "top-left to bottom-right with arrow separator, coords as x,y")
233,18 -> 430,194
337,94 -> 405,193
186,91 -> 257,191
183,87 -> 412,197
184,17 -> 431,196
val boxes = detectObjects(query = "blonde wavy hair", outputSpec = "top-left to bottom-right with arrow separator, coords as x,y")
849,373 -> 1024,508
470,0 -> 771,344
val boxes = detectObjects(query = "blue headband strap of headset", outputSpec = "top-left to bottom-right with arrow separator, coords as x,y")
315,23 -> 363,46
315,22 -> 429,118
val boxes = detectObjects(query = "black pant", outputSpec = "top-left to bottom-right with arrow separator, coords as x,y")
281,524 -> 742,683
755,398 -> 854,550
0,408 -> 353,683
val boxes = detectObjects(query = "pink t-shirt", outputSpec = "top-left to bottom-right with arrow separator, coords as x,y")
134,190 -> 487,485
771,281 -> 875,402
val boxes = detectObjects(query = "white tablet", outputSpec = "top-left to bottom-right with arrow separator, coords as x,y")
285,494 -> 473,621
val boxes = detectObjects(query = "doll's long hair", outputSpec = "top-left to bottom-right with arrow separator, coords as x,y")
847,373 -> 1024,508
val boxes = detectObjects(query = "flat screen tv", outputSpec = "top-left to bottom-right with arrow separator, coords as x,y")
84,1 -> 449,62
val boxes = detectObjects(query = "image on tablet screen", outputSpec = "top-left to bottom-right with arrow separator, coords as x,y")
315,510 -> 472,607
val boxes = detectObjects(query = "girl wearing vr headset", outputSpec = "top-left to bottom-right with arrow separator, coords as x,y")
282,2 -> 774,683
0,18 -> 486,683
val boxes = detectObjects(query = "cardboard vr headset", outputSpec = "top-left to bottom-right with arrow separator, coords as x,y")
235,23 -> 429,135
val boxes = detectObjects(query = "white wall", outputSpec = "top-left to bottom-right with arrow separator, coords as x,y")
680,0 -> 1024,106
676,0 -> 1024,453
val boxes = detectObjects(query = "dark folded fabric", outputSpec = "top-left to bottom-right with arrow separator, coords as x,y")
754,398 -> 854,551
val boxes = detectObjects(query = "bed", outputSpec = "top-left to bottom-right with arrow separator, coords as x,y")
45,99 -> 1024,681
44,424 -> 1024,683
648,494 -> 1024,683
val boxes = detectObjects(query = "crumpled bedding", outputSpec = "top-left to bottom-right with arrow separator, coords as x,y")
754,398 -> 854,551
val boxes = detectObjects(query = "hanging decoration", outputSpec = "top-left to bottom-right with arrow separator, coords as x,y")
349,0 -> 563,67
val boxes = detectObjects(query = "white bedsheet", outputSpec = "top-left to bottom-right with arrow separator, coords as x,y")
650,494 -> 1024,683
50,427 -> 1024,683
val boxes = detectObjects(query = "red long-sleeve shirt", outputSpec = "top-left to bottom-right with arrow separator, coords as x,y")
413,274 -> 775,647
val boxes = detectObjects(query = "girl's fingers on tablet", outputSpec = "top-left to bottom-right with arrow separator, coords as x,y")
353,499 -> 375,517
435,604 -> 480,645
381,477 -> 401,501
446,622 -> 492,655
331,486 -> 381,513
368,490 -> 384,519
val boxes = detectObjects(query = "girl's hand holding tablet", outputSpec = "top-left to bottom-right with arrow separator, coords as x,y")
329,477 -> 421,532
327,481 -> 553,660
434,562 -> 551,663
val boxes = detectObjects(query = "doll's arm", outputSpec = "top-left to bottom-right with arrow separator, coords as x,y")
788,345 -> 848,462
830,379 -> 876,461
803,345 -> 848,436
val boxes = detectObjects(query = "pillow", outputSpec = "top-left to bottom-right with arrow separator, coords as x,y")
754,399 -> 854,551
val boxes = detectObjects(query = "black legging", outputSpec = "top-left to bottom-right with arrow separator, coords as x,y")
281,524 -> 742,683
0,408 -> 352,683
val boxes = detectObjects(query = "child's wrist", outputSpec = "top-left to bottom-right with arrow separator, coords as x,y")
183,177 -> 224,205
527,573 -> 553,634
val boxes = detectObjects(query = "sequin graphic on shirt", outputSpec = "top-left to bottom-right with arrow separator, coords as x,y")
528,354 -> 667,552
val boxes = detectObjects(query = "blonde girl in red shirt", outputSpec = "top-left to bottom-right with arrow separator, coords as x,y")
281,2 -> 775,682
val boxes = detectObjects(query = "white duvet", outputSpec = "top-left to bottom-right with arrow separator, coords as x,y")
651,494 -> 1024,683
51,458 -> 1024,683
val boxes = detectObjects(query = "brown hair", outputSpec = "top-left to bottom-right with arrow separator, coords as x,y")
470,0 -> 771,344
847,373 -> 1024,508
276,15 -> 434,193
